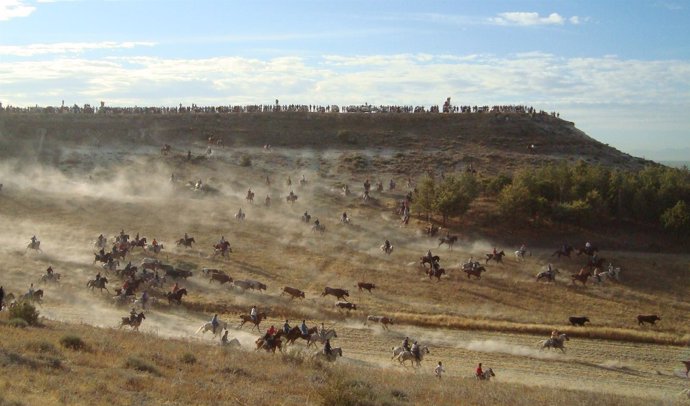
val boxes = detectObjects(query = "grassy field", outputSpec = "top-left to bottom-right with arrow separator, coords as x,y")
0,130 -> 688,404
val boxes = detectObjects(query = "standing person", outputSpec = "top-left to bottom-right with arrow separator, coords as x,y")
435,361 -> 445,379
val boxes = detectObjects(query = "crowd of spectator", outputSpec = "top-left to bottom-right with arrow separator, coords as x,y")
0,99 -> 559,118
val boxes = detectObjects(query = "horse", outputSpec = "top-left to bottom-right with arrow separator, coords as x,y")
166,288 -> 187,305
438,235 -> 458,250
425,224 -> 440,237
246,190 -> 255,204
120,312 -> 146,331
396,346 -> 429,367
477,368 -> 496,381
380,244 -> 394,255
514,249 -> 530,261
235,210 -> 245,221
284,326 -> 317,345
160,144 -> 171,155
299,178 -> 307,187
129,237 -> 147,250
196,320 -> 228,337
301,213 -> 311,223
571,268 -> 592,286
463,266 -> 486,279
176,237 -> 195,248
255,333 -> 284,353
22,289 -> 44,304
26,241 -> 43,253
420,255 -> 441,268
485,251 -> 505,264
577,245 -> 598,256
87,277 -> 110,294
313,347 -> 343,362
594,266 -> 621,282
286,193 -> 298,204
102,259 -> 119,272
213,242 -> 232,258
145,244 -> 164,255
238,312 -> 267,332
540,333 -> 569,352
210,273 -> 233,285
536,268 -> 559,282
311,223 -> 325,234
552,245 -> 573,258
40,273 -> 61,284
307,329 -> 338,347
427,267 -> 446,281
94,251 -> 113,264
366,315 -> 392,330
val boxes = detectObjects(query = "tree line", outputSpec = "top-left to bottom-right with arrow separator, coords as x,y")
413,161 -> 690,236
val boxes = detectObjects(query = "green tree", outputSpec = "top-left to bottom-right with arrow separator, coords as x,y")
434,173 -> 479,225
661,200 -> 690,236
412,175 -> 436,221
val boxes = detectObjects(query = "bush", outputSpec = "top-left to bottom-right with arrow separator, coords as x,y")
179,353 -> 196,365
60,335 -> 88,351
7,318 -> 28,328
124,357 -> 161,376
26,341 -> 59,355
8,303 -> 39,325
661,200 -> 690,236
239,154 -> 252,167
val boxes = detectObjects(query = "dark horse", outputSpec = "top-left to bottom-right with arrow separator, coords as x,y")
463,266 -> 486,280
255,330 -> 284,353
485,251 -> 505,264
166,288 -> 187,305
420,255 -> 441,268
87,277 -> 110,294
284,326 -> 318,345
438,235 -> 458,250
577,245 -> 598,256
238,312 -> 267,332
23,289 -> 44,304
120,312 -> 146,331
552,245 -> 573,258
176,237 -> 195,248
426,267 -> 446,281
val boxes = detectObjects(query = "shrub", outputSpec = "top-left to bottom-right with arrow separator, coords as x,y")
60,335 -> 88,351
124,357 -> 161,376
239,154 -> 252,167
179,353 -> 196,365
26,341 -> 59,355
9,302 -> 39,325
317,374 -> 378,406
661,200 -> 690,236
7,318 -> 28,328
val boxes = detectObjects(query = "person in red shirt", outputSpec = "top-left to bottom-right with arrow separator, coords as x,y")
476,363 -> 484,379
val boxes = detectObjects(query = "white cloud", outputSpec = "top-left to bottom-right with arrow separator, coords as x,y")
0,0 -> 35,21
0,41 -> 156,56
490,12 -> 582,26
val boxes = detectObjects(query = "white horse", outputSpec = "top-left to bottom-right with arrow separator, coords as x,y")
396,346 -> 429,367
514,250 -> 530,261
476,368 -> 496,381
307,329 -> 338,347
594,265 -> 621,283
540,333 -> 569,352
196,320 -> 229,336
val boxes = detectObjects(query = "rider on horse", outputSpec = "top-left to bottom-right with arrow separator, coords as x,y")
46,266 -> 53,276
476,363 -> 484,379
264,325 -> 277,348
129,307 -> 137,323
211,314 -> 219,334
402,337 -> 411,352
323,339 -> 333,356
341,212 -> 349,223
300,320 -> 309,337
152,238 -> 158,247
411,341 -> 421,361
384,239 -> 392,252
283,320 -> 291,334
314,218 -> 320,227
171,282 -> 179,294
31,235 -> 37,245
250,305 -> 258,323
27,283 -> 35,297
520,244 -> 527,256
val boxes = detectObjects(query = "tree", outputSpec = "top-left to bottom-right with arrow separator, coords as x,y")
412,176 -> 436,221
434,173 -> 479,225
661,200 -> 690,237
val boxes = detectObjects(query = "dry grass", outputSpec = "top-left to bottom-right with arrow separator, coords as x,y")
0,319 -> 664,406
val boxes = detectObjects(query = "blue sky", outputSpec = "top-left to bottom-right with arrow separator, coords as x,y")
1,0 -> 689,160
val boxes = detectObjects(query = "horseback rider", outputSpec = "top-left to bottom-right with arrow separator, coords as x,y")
27,283 -> 35,297
152,238 -> 158,247
300,320 -> 309,337
384,239 -> 392,252
550,329 -> 560,340
364,179 -> 370,192
247,188 -> 252,198
323,339 -> 333,356
129,307 -> 137,323
492,247 -> 498,256
301,174 -> 306,183
287,176 -> 292,186
411,341 -> 421,361
265,195 -> 271,206
283,319 -> 291,334
171,282 -> 179,294
237,208 -> 243,217
314,218 -> 320,227
585,241 -> 592,250
547,263 -> 553,273
95,271 -> 101,283
184,232 -> 188,242
341,212 -> 348,223
319,322 -> 326,337
476,363 -> 484,379
46,266 -> 53,276
402,337 -> 411,352
590,253 -> 599,266
250,305 -> 258,323
221,329 -> 229,345
97,234 -> 105,245
520,244 -> 527,256
426,249 -> 434,262
303,211 -> 309,220
211,314 -> 220,334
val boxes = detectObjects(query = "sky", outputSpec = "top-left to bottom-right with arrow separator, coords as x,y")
1,0 -> 689,161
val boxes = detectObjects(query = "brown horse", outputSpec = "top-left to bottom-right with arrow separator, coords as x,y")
571,272 -> 591,286
238,312 -> 267,332
176,237 -> 195,248
426,267 -> 446,281
438,235 -> 458,250
552,246 -> 573,258
120,312 -> 146,331
212,242 -> 232,258
485,251 -> 505,264
166,288 -> 187,304
255,331 -> 284,353
420,255 -> 440,268
463,266 -> 486,280
284,326 -> 317,345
